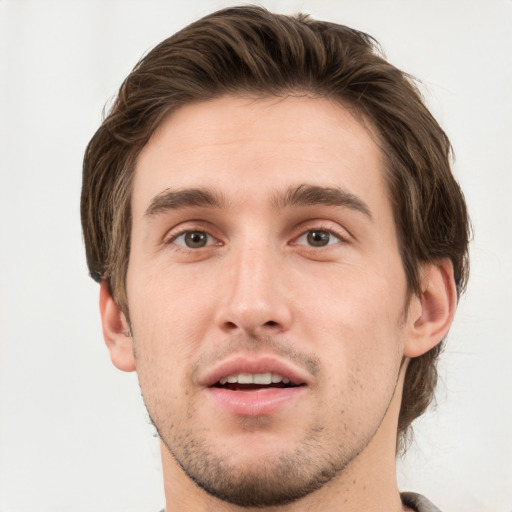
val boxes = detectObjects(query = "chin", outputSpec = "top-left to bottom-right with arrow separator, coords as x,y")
177,446 -> 339,507
158,420 -> 357,508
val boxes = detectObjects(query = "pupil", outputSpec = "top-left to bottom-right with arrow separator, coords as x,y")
185,231 -> 207,248
307,230 -> 329,246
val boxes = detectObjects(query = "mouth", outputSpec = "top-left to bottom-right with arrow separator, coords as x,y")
213,372 -> 304,392
203,357 -> 310,416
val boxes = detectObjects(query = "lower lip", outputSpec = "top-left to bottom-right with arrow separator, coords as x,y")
207,386 -> 306,416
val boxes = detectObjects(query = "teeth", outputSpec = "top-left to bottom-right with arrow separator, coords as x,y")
219,373 -> 290,385
253,373 -> 272,385
238,373 -> 253,384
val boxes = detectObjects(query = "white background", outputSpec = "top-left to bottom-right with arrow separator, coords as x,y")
1,1 -> 511,511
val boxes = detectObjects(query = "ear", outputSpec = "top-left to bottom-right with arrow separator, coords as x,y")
404,259 -> 458,358
99,281 -> 136,372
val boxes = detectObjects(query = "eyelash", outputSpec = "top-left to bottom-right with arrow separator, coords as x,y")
294,229 -> 342,247
166,225 -> 347,250
169,230 -> 219,249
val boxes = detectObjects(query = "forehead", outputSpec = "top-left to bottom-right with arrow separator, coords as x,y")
132,95 -> 387,215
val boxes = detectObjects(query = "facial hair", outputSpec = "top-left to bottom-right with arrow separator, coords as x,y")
136,335 -> 401,508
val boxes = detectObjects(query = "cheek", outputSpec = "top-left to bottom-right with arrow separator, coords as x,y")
126,272 -> 204,386
301,261 -> 407,384
129,260 -> 211,331
299,259 -> 407,335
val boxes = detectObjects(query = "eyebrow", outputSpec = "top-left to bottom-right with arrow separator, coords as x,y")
144,184 -> 372,220
144,187 -> 228,217
271,184 -> 372,219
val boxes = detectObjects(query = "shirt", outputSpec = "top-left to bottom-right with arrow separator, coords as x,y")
401,492 -> 442,512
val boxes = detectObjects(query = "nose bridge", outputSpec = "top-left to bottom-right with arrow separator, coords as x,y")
216,233 -> 291,334
235,237 -> 273,301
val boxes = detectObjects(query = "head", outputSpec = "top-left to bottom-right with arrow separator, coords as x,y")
81,5 -> 470,504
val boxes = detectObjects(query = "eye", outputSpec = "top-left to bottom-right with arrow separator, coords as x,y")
172,230 -> 215,249
296,229 -> 341,247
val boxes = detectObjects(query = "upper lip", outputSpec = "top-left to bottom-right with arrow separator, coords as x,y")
199,355 -> 312,387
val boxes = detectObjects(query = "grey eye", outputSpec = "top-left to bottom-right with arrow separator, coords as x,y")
296,230 -> 340,247
174,231 -> 211,248
307,230 -> 331,246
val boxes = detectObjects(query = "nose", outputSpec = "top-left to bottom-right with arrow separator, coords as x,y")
214,240 -> 293,336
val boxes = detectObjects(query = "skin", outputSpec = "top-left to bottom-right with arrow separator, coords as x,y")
100,95 -> 456,511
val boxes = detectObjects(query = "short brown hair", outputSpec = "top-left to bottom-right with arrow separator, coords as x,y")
81,6 -> 470,449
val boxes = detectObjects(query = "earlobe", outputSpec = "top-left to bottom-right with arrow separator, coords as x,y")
404,259 -> 458,358
99,281 -> 136,372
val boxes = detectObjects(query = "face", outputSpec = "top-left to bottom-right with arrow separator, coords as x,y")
126,95 -> 410,506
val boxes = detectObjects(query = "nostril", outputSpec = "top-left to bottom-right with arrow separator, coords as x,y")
264,320 -> 278,327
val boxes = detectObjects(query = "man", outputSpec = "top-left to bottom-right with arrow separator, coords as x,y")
81,6 -> 470,511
